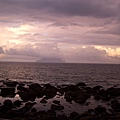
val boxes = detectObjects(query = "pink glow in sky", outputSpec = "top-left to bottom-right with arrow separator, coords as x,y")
0,0 -> 120,63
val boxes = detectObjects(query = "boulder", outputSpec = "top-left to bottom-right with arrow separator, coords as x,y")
93,86 -> 103,91
5,81 -> 18,87
111,99 -> 120,112
70,111 -> 79,119
29,83 -> 42,90
3,100 -> 13,107
19,92 -> 30,102
76,82 -> 86,87
1,87 -> 15,97
51,104 -> 64,111
17,85 -> 28,92
13,100 -> 22,107
56,115 -> 68,120
53,100 -> 60,104
94,106 -> 106,115
44,85 -> 57,98
40,98 -> 47,104
18,102 -> 36,114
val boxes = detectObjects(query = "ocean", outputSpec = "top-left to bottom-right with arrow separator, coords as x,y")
0,62 -> 120,88
0,62 -> 120,117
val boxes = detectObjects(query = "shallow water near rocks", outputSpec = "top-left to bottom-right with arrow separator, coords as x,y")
0,62 -> 120,119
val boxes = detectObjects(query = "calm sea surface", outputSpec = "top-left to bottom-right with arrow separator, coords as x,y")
0,62 -> 120,88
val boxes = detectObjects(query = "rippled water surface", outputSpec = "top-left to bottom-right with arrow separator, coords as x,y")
0,62 -> 120,87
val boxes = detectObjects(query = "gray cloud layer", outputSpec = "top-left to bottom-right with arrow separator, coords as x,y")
0,0 -> 120,18
0,0 -> 120,63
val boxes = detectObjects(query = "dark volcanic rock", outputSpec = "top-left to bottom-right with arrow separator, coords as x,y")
94,95 -> 101,100
56,114 -> 68,120
94,106 -> 106,115
93,85 -> 103,91
18,102 -> 36,114
1,87 -> 15,97
51,104 -> 64,111
53,100 -> 60,104
29,83 -> 41,90
44,85 -> 57,98
18,92 -> 30,102
72,90 -> 90,104
37,110 -> 46,117
64,85 -> 80,92
18,91 -> 36,102
5,81 -> 18,87
70,111 -> 79,119
107,87 -> 120,97
111,99 -> 120,112
13,100 -> 22,107
17,85 -> 28,92
76,82 -> 86,87
40,98 -> 47,104
3,100 -> 13,107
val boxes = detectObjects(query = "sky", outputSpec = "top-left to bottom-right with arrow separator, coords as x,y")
0,0 -> 120,63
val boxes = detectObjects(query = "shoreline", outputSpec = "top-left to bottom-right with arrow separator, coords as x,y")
0,81 -> 120,120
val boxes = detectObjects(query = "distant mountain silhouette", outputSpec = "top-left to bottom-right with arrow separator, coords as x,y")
36,58 -> 65,63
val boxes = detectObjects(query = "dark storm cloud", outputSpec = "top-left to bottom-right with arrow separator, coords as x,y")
0,0 -> 119,18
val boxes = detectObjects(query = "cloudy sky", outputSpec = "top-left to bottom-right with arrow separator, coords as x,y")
0,0 -> 120,63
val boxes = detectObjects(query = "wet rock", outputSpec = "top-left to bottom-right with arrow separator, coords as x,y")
80,115 -> 99,120
85,87 -> 97,95
111,99 -> 120,112
94,95 -> 101,100
0,105 -> 12,115
64,91 -> 73,103
3,100 -> 13,108
44,85 -> 57,98
14,100 -> 22,107
1,87 -> 15,97
76,82 -> 86,87
29,83 -> 41,90
53,100 -> 60,104
19,92 -> 30,102
37,110 -> 46,117
98,89 -> 108,97
18,91 -> 36,102
107,87 -> 120,97
93,85 -> 103,91
5,81 -> 18,87
17,85 -> 28,92
18,102 -> 36,114
40,98 -> 47,103
34,88 -> 44,98
94,106 -> 106,115
31,108 -> 37,113
56,114 -> 68,120
70,111 -> 79,119
71,90 -> 90,104
80,111 -> 99,120
47,110 -> 56,117
64,85 -> 80,92
51,104 -> 64,111
29,91 -> 36,101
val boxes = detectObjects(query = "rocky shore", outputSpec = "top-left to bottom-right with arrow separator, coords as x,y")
0,81 -> 120,120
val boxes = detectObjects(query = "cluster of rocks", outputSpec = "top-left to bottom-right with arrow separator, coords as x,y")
0,81 -> 120,120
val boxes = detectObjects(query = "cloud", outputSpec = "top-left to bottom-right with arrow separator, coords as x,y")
0,0 -> 119,63
0,0 -> 120,19
61,45 -> 120,63
0,47 -> 4,54
95,46 -> 120,59
5,42 -> 63,59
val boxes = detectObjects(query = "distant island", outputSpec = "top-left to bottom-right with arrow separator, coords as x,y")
36,58 -> 65,63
